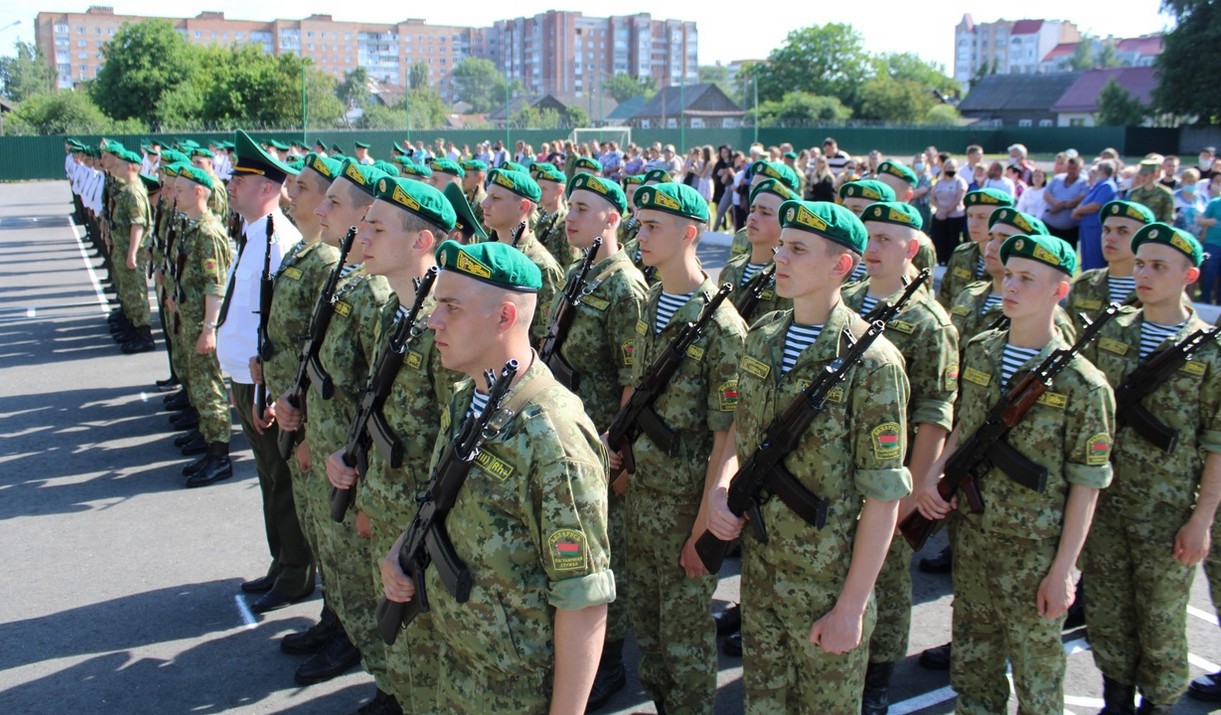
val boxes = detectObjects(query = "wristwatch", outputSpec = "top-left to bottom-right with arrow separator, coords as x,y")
203,321 -> 217,330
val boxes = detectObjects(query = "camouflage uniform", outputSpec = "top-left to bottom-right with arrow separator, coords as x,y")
1067,268 -> 1191,332
1081,306 -> 1221,705
937,241 -> 984,308
174,213 -> 232,444
912,233 -> 937,275
356,295 -> 453,713
427,357 -> 615,713
535,205 -> 576,267
305,267 -> 392,690
842,280 -> 958,666
1126,184 -> 1175,224
717,253 -> 791,326
207,179 -> 229,222
736,303 -> 912,713
466,186 -> 487,233
543,247 -> 648,644
729,226 -> 749,257
618,215 -> 641,246
111,179 -> 152,327
626,276 -> 746,714
948,279 -> 1077,358
951,329 -> 1114,715
512,230 -> 565,344
620,236 -> 656,285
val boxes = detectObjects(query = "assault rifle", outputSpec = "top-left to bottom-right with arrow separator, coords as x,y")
539,236 -> 602,389
1115,326 -> 1221,453
899,302 -> 1121,551
606,283 -> 733,474
329,267 -> 439,522
254,214 -> 275,416
731,256 -> 777,320
375,360 -> 519,645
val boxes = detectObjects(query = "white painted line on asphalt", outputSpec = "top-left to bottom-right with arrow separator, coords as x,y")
1191,653 -> 1221,672
1065,694 -> 1105,708
890,685 -> 956,715
69,223 -> 110,316
234,594 -> 258,629
1190,605 -> 1219,626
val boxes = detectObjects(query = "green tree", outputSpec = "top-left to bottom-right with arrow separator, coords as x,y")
856,76 -> 934,123
872,52 -> 957,96
697,65 -> 737,102
337,66 -> 370,118
925,103 -> 962,125
407,62 -> 429,90
91,19 -> 198,126
566,105 -> 589,127
305,69 -> 345,129
1068,37 -> 1096,71
512,105 -> 564,129
7,90 -> 144,135
1156,0 -> 1221,122
451,58 -> 506,113
1097,77 -> 1148,126
751,24 -> 872,107
1096,42 -> 1124,69
752,91 -> 851,126
602,72 -> 656,103
0,41 -> 56,102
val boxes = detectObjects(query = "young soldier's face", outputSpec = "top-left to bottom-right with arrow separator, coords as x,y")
746,193 -> 783,249
774,229 -> 851,300
842,197 -> 871,218
462,172 -> 481,193
1001,258 -> 1066,322
863,223 -> 917,282
315,180 -> 368,246
359,200 -> 415,277
984,225 -> 1023,275
635,209 -> 693,269
289,171 -> 328,236
481,184 -> 526,231
428,271 -> 503,377
538,180 -> 564,207
1101,217 -> 1142,264
565,193 -> 615,251
1134,243 -> 1198,306
966,206 -> 993,244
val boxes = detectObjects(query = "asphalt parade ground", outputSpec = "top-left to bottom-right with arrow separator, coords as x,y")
3,179 -> 1221,714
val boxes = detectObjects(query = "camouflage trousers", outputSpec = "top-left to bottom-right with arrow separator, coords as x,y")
741,539 -> 875,714
110,237 -> 149,327
951,517 -> 1065,715
436,655 -> 551,714
626,485 -> 717,715
1206,514 -> 1221,622
369,504 -> 439,714
1083,498 -> 1194,705
868,536 -> 913,664
176,325 -> 228,444
287,447 -> 332,596
607,489 -> 629,641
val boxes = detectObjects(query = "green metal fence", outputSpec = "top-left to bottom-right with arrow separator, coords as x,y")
1,127 -> 1185,182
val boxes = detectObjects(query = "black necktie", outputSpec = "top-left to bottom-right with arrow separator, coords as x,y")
216,231 -> 247,328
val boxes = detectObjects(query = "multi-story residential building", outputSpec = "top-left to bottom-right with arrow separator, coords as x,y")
953,14 -> 1081,88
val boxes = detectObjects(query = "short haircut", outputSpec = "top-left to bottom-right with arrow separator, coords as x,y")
399,210 -> 448,239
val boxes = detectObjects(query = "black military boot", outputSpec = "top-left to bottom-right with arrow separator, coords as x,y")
586,638 -> 627,712
1098,676 -> 1136,715
121,325 -> 155,354
184,443 -> 232,488
164,390 -> 191,411
174,428 -> 202,448
861,661 -> 895,715
294,630 -> 361,685
170,408 -> 199,431
182,453 -> 210,477
178,431 -> 208,456
354,688 -> 402,715
1189,670 -> 1221,701
1135,701 -> 1175,715
282,603 -> 341,655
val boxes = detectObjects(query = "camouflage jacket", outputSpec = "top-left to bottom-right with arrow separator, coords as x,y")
629,275 -> 746,497
175,213 -> 232,333
513,230 -> 566,344
735,302 -> 911,577
617,214 -> 640,246
542,248 -> 648,428
425,355 -> 614,679
1127,184 -> 1175,223
111,180 -> 151,245
954,329 -> 1115,539
937,241 -> 984,308
619,236 -> 655,285
1081,306 -> 1221,518
949,279 -> 1077,358
534,204 -> 576,267
717,252 -> 791,327
263,239 -> 340,397
207,179 -> 229,222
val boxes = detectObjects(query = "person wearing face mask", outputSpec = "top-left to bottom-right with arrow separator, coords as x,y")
1197,147 -> 1217,182
911,154 -> 933,228
1174,169 -> 1208,241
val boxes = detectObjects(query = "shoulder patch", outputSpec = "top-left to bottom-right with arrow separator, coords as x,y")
202,258 -> 217,273
740,355 -> 772,380
952,267 -> 972,279
1098,338 -> 1129,356
951,305 -> 971,316
547,529 -> 588,572
962,367 -> 991,387
944,364 -> 959,390
334,301 -> 352,318
1036,391 -> 1068,409
405,350 -> 423,369
1074,297 -> 1103,311
473,449 -> 514,481
621,338 -> 635,366
581,294 -> 610,311
281,266 -> 303,281
718,380 -> 739,411
636,319 -> 648,336
889,320 -> 916,334
686,344 -> 705,362
1085,433 -> 1112,466
871,423 -> 903,460
1181,360 -> 1207,376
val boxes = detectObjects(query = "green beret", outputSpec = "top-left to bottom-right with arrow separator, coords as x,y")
783,151 -> 798,160
337,158 -> 385,197
531,162 -> 567,184
568,172 -> 627,214
988,208 -> 1048,236
179,165 -> 215,192
374,176 -> 456,232
862,201 -> 924,232
102,141 -> 127,156
487,168 -> 541,203
160,149 -> 188,165
964,188 -> 1015,209
643,169 -> 673,184
397,159 -> 433,178
633,182 -> 709,223
443,183 -> 488,242
1000,234 -> 1076,275
331,144 -> 342,154
460,159 -> 488,173
373,160 -> 401,177
779,200 -> 868,254
1102,200 -> 1155,225
190,147 -> 214,159
748,160 -> 799,191
392,142 -> 408,155
624,174 -> 647,187
138,173 -> 161,193
501,161 -> 528,174
287,158 -> 306,173
839,179 -> 896,203
291,140 -> 308,150
877,160 -> 917,187
160,162 -> 182,178
268,140 -> 291,151
233,129 -> 295,183
354,141 -> 370,149
330,153 -> 350,162
304,153 -> 343,181
1131,222 -> 1203,266
179,139 -> 200,150
574,156 -> 603,173
431,158 -> 464,177
116,149 -> 143,165
435,239 -> 542,292
749,177 -> 798,205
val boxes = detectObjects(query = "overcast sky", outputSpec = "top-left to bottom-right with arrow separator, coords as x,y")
0,0 -> 1175,74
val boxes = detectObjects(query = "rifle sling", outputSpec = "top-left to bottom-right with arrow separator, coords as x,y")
544,259 -> 633,391
765,464 -> 829,529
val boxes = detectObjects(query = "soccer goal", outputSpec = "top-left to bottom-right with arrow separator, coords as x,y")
569,126 -> 632,148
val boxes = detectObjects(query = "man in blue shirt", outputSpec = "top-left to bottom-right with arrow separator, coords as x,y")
1073,160 -> 1119,271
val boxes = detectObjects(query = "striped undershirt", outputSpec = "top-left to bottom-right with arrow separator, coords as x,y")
340,264 -> 359,279
634,245 -> 643,264
1001,343 -> 1041,386
849,261 -> 868,283
782,323 -> 823,374
981,293 -> 1003,315
858,294 -> 879,317
655,291 -> 693,333
1107,275 -> 1137,304
467,390 -> 490,420
976,255 -> 986,279
741,262 -> 767,285
1140,320 -> 1185,359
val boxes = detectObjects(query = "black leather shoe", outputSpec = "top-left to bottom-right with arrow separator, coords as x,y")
155,377 -> 180,391
715,604 -> 741,636
294,633 -> 361,685
918,545 -> 953,574
182,454 -> 209,477
586,661 -> 626,712
113,328 -> 137,343
170,410 -> 199,431
179,431 -> 208,456
120,333 -> 155,354
281,613 -> 340,655
722,630 -> 742,657
164,391 -> 191,411
240,574 -> 276,594
1189,670 -> 1221,702
184,455 -> 232,488
355,688 -> 402,715
1063,599 -> 1086,630
249,586 -> 314,614
174,429 -> 201,448
918,642 -> 951,670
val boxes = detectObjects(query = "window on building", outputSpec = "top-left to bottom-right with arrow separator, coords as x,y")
307,31 -> 313,38
55,24 -> 68,34
194,31 -> 201,39
308,44 -> 314,50
1069,118 -> 1086,127
78,51 -> 86,59
77,39 -> 85,47
108,28 -> 114,36
78,27 -> 84,34
95,27 -> 101,34
1018,119 -> 1033,127
211,32 -> 217,39
1039,119 -> 1053,127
